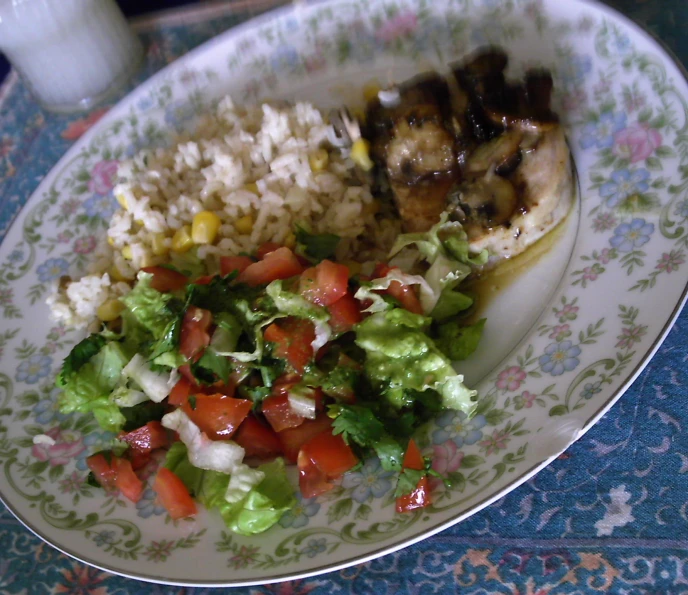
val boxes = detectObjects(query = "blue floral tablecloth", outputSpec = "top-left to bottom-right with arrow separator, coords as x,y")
0,1 -> 687,593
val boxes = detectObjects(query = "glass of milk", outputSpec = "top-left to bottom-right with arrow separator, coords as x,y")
0,0 -> 143,112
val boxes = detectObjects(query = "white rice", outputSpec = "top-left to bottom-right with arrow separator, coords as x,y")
47,273 -> 131,329
48,97 -> 401,329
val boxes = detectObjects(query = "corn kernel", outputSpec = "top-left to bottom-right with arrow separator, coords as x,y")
108,266 -> 127,283
244,182 -> 259,195
308,149 -> 329,172
191,211 -> 222,245
135,219 -> 144,228
115,192 -> 128,210
363,81 -> 381,103
97,299 -> 125,322
122,245 -> 133,260
344,260 -> 362,277
234,215 -> 253,235
139,253 -> 156,268
151,233 -> 169,256
172,225 -> 194,253
351,138 -> 375,171
284,232 -> 296,249
107,237 -> 115,247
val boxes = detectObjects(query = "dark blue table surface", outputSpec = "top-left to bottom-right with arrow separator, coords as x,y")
0,1 -> 687,594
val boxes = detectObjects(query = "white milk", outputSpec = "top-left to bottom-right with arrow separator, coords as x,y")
0,0 -> 143,111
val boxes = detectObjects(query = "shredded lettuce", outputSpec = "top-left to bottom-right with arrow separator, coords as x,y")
219,458 -> 296,536
120,272 -> 176,339
165,444 -> 294,536
354,269 -> 436,314
388,213 -> 488,311
161,409 -> 245,474
121,354 -> 177,403
266,280 -> 331,351
355,308 -> 477,413
57,341 -> 130,432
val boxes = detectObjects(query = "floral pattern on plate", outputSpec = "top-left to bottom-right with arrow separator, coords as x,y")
0,0 -> 686,586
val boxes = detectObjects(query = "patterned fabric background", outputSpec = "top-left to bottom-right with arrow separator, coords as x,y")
0,1 -> 686,593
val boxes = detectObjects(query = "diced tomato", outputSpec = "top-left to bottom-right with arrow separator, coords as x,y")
256,242 -> 281,260
264,317 -> 315,374
328,293 -> 362,334
299,260 -> 350,306
169,377 -> 193,407
233,415 -> 283,459
297,430 -> 358,498
179,307 -> 212,362
264,379 -> 324,428
119,421 -> 169,454
182,393 -> 252,440
395,439 -> 432,513
402,438 -> 425,471
396,476 -> 432,513
297,450 -> 333,498
192,275 -> 214,286
112,457 -> 144,503
262,393 -> 305,432
277,413 -> 333,463
153,467 -> 197,520
141,266 -> 189,292
127,450 -> 152,471
220,255 -> 254,276
237,247 -> 304,286
373,263 -> 423,315
86,453 -> 117,490
301,430 -> 358,478
264,323 -> 290,361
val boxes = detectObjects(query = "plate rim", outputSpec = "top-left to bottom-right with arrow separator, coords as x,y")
0,0 -> 687,586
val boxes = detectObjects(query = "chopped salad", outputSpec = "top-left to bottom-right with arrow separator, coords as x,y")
57,216 -> 487,535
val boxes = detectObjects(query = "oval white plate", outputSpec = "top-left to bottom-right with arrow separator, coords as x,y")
0,0 -> 687,586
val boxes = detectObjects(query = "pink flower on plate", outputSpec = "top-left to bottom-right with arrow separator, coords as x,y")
549,324 -> 570,339
376,11 -> 418,42
598,247 -> 614,264
518,391 -> 537,409
32,427 -> 85,466
88,159 -> 119,195
432,440 -> 465,476
496,365 -> 527,391
656,250 -> 685,273
73,235 -> 96,254
613,123 -> 662,163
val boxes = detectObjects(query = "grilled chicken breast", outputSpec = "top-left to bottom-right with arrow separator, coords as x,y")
363,47 -> 573,262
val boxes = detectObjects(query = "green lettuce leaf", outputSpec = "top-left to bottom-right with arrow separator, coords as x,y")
57,334 -> 106,385
430,289 -> 474,322
120,272 -> 177,339
164,445 -> 295,536
57,341 -> 130,432
355,308 -> 477,413
388,213 -> 487,310
294,224 -> 340,261
218,458 -> 296,536
435,318 -> 486,361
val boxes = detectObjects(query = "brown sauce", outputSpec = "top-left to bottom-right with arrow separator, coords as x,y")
462,209 -> 573,324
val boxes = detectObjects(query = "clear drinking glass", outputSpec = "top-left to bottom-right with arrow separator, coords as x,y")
0,0 -> 143,112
